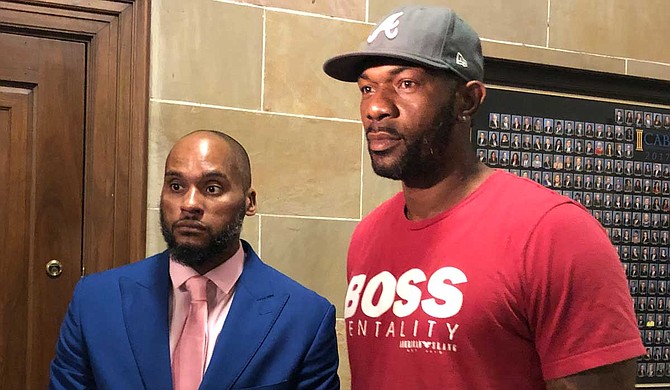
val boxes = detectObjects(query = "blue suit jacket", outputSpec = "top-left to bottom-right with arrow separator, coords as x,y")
50,241 -> 340,389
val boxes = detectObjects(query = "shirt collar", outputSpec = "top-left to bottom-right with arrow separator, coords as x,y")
169,242 -> 245,295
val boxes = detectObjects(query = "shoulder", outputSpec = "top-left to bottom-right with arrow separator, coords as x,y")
65,253 -> 169,317
474,172 -> 601,251
482,171 -> 575,216
77,252 -> 168,291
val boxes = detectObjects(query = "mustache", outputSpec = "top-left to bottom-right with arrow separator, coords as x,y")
173,218 -> 207,230
365,124 -> 401,137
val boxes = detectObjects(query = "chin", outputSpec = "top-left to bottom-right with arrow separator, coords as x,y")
370,153 -> 402,176
175,238 -> 206,248
371,165 -> 403,180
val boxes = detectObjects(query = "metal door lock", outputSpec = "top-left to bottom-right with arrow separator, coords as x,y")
46,259 -> 63,277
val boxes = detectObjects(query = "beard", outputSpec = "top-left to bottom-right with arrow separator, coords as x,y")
369,98 -> 458,183
160,201 -> 246,268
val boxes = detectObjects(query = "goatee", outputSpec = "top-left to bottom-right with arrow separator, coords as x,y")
160,202 -> 246,268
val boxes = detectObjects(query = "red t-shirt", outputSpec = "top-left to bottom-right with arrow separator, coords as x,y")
345,170 -> 644,389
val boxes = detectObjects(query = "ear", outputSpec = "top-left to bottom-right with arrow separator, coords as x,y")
458,80 -> 486,120
245,188 -> 257,216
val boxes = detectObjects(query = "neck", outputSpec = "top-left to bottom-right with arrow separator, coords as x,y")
401,134 -> 494,221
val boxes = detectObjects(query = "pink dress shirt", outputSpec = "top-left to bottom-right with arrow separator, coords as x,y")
169,243 -> 245,369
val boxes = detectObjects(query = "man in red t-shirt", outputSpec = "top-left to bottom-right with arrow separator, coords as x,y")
323,5 -> 643,389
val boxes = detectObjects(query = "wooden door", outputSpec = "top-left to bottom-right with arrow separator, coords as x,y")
0,32 -> 86,390
0,1 -> 150,389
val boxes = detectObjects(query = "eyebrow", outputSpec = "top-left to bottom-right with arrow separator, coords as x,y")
164,170 -> 229,181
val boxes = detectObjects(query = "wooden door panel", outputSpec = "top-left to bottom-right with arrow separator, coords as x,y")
0,33 -> 85,389
0,86 -> 31,390
30,35 -> 86,385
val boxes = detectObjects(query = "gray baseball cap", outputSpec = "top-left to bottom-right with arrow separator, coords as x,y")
323,5 -> 484,82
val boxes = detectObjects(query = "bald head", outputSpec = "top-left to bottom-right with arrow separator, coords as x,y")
167,130 -> 252,191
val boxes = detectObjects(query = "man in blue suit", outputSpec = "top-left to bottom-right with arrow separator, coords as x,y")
50,130 -> 340,389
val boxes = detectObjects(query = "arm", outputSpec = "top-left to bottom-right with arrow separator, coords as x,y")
49,281 -> 95,390
296,304 -> 340,390
546,359 -> 637,390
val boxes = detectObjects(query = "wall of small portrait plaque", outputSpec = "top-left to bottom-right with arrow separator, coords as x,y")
472,83 -> 670,386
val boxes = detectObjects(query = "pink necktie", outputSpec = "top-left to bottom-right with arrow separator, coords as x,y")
173,275 -> 209,390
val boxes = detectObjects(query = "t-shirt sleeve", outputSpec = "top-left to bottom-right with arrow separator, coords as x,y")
522,202 -> 645,380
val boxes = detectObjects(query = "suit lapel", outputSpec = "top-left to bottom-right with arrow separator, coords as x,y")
201,242 -> 289,390
120,252 -> 173,390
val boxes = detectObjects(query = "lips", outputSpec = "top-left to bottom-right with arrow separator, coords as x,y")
174,220 -> 206,233
367,130 -> 402,152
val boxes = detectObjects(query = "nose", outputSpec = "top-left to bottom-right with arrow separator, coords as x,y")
363,89 -> 398,122
181,186 -> 204,217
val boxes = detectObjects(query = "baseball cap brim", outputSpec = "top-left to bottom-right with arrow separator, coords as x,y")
323,51 -> 462,83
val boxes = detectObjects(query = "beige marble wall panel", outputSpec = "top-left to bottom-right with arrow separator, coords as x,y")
235,0 -> 365,20
361,150 -> 402,216
146,208 -> 167,256
145,209 -> 260,256
336,318 -> 351,389
151,0 -> 263,108
627,61 -> 670,82
550,0 -> 670,64
148,102 -> 362,218
147,102 -> 171,209
368,0 -> 548,46
482,41 -> 626,75
264,11 -> 370,120
259,215 -> 355,316
241,215 -> 261,249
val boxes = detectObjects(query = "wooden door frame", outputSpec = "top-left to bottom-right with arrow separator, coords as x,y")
0,0 -> 149,272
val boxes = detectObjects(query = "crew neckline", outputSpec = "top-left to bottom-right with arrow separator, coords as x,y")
400,169 -> 504,231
